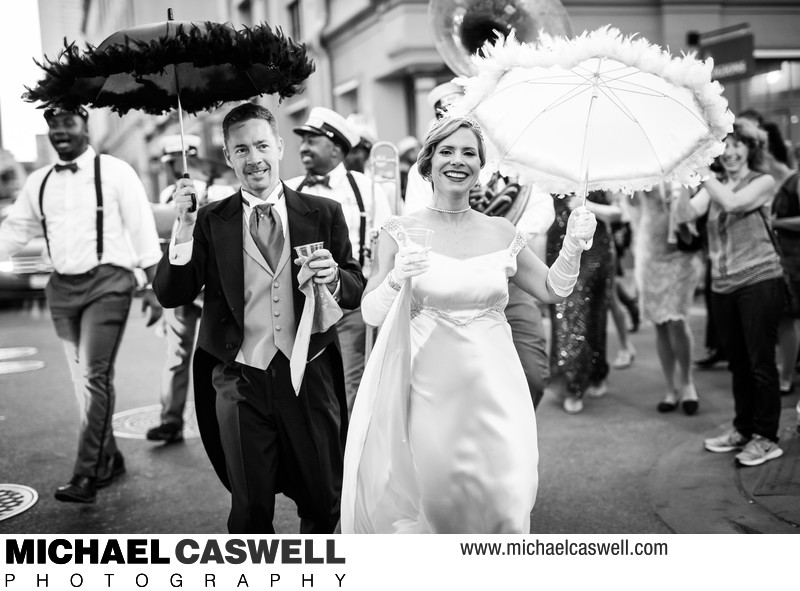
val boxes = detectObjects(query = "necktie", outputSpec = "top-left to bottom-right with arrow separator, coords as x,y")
54,162 -> 79,173
249,203 -> 284,271
303,174 -> 330,188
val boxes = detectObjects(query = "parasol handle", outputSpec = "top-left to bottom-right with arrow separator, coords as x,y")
576,59 -> 605,251
170,7 -> 196,213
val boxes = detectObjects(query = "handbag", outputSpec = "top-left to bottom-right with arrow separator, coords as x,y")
674,214 -> 707,252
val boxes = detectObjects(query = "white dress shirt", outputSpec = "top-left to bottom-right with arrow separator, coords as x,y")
286,162 -> 391,266
169,183 -> 287,265
0,147 -> 162,274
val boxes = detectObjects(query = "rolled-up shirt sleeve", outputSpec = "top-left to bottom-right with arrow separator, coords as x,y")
0,175 -> 46,261
116,161 -> 163,269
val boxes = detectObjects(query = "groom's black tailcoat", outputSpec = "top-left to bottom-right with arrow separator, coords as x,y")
153,184 -> 365,531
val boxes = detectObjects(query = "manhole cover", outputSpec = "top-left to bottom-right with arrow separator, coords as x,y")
0,347 -> 37,360
112,402 -> 199,439
0,484 -> 38,522
0,360 -> 45,374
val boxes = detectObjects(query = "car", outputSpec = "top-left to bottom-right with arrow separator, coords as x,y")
0,201 -> 178,302
0,203 -> 52,302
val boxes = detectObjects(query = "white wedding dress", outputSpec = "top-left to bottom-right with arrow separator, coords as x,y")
341,217 -> 539,533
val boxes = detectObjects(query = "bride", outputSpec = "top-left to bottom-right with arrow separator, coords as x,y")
341,116 -> 596,533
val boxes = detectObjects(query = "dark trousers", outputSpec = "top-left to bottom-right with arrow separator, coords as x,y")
505,283 -> 549,408
711,277 -> 784,441
46,264 -> 135,479
212,351 -> 343,534
159,303 -> 201,427
703,258 -> 723,353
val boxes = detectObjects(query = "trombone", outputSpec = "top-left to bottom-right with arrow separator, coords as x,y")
364,140 -> 401,359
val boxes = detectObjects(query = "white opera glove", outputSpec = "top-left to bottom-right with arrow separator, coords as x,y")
361,245 -> 430,327
361,272 -> 404,327
547,206 -> 597,297
393,244 -> 431,281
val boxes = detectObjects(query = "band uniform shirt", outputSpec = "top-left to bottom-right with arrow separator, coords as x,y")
0,147 -> 162,274
286,162 -> 392,271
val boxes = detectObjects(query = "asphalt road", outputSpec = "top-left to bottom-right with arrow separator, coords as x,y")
1,296 -> 797,535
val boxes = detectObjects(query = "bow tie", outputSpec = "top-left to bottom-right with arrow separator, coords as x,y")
54,162 -> 79,173
304,174 -> 330,188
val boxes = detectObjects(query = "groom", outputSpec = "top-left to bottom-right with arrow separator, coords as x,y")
153,102 -> 365,533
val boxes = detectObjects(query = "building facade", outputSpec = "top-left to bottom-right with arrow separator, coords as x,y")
59,0 -> 800,187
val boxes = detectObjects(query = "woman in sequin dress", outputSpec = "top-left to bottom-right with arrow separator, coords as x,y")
340,117 -> 597,533
546,191 -> 619,414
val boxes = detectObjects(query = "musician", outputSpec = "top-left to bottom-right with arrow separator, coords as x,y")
344,113 -> 378,175
286,107 -> 392,414
403,82 -> 554,408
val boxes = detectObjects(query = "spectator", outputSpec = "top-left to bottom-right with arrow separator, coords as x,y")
763,121 -> 800,394
678,117 -> 785,466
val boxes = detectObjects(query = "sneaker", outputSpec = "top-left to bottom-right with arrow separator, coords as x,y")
585,380 -> 608,398
563,395 -> 584,414
735,435 -> 784,467
146,422 -> 184,443
704,428 -> 749,453
612,347 -> 635,369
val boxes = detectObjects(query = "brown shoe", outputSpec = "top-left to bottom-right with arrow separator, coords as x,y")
55,475 -> 96,503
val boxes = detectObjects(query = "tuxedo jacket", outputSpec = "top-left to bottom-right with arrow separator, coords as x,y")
153,184 -> 365,488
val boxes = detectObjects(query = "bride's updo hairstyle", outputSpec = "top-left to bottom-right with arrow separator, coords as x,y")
417,116 -> 486,182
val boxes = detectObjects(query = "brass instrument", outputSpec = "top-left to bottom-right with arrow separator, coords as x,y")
370,141 -> 402,216
470,172 -> 532,225
428,0 -> 571,222
429,0 -> 573,77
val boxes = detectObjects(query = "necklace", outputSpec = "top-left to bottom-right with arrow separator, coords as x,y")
426,204 -> 471,214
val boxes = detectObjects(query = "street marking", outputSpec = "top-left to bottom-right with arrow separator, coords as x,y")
0,347 -> 38,360
0,484 -> 38,522
0,360 -> 46,374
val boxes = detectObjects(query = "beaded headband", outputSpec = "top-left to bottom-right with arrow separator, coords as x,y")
435,114 -> 485,143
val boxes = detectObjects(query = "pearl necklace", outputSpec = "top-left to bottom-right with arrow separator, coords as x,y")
426,204 -> 471,214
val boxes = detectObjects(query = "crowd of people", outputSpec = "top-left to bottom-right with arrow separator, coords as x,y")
1,84 -> 799,533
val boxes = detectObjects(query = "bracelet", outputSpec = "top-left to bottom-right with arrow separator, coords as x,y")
386,271 -> 403,292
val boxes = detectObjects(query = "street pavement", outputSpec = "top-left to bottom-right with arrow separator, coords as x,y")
0,296 -> 798,535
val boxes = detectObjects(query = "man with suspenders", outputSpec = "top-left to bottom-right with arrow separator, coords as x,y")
0,107 -> 163,503
286,107 -> 391,414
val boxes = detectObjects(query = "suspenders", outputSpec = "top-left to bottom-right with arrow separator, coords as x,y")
38,155 -> 104,264
344,171 -> 367,268
297,171 -> 368,267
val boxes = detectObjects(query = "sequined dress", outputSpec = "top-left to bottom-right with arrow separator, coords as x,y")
341,216 -> 539,534
546,193 -> 614,396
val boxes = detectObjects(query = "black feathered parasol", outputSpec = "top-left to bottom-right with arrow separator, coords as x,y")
23,10 -> 314,210
23,16 -> 314,115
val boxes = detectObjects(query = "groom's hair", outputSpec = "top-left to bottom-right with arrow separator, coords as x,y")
223,102 -> 279,144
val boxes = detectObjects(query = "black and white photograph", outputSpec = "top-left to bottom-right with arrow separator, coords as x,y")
0,1 -> 798,588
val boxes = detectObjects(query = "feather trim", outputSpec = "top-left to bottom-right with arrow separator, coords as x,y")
449,26 -> 734,194
23,21 -> 314,115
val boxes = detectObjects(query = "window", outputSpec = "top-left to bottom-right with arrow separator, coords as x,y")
288,0 -> 302,40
